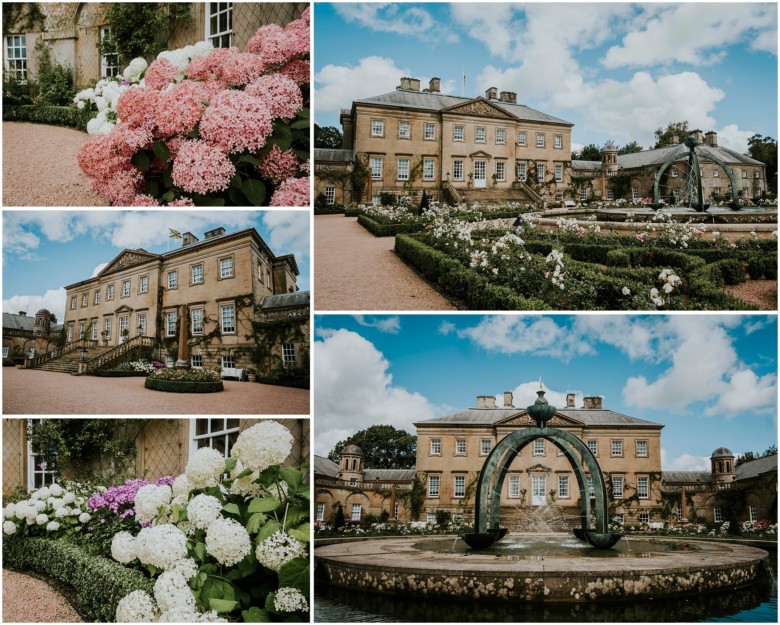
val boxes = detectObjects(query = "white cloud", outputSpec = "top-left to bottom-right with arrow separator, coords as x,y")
91,263 -> 108,277
3,288 -> 67,324
503,381 -> 583,412
704,369 -> 778,417
261,211 -> 310,264
314,56 -> 411,119
334,4 -> 437,37
313,330 -> 438,455
602,4 -> 777,68
571,316 -> 660,361
438,321 -> 456,335
664,451 -> 710,471
716,123 -> 755,153
353,315 -> 401,334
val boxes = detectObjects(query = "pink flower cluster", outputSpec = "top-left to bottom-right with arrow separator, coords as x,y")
270,177 -> 310,207
245,73 -> 302,120
172,139 -> 235,194
144,58 -> 179,90
199,90 -> 273,154
259,145 -> 299,185
87,476 -> 174,521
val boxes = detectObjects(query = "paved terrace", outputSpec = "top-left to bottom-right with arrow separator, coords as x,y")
2,368 -> 309,415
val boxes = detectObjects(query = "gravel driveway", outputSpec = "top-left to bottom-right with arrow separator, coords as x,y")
3,570 -> 83,622
2,122 -> 106,206
314,215 -> 457,310
3,368 -> 309,415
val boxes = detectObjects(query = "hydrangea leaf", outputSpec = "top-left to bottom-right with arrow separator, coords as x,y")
209,598 -> 238,613
248,496 -> 279,514
152,141 -> 170,163
223,502 -> 241,516
224,457 -> 238,473
237,154 -> 262,167
288,523 -> 310,543
255,519 -> 281,543
246,512 -> 266,534
278,556 -> 309,596
242,607 -> 270,622
131,151 -> 151,172
194,541 -> 206,562
242,179 -> 266,206
279,467 -> 302,489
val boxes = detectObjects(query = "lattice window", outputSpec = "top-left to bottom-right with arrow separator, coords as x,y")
206,2 -> 233,48
191,418 -> 240,458
100,27 -> 120,78
282,343 -> 295,366
27,419 -> 58,489
5,35 -> 27,81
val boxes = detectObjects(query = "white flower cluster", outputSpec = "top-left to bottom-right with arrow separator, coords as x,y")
135,484 -> 173,524
74,76 -> 136,135
171,474 -> 192,498
649,288 -> 665,307
134,524 -> 188,570
658,268 -> 681,294
186,494 -> 223,530
116,589 -> 159,622
205,517 -> 252,566
185,447 -> 226,488
3,483 -> 89,534
111,531 -> 138,564
255,530 -> 306,572
229,460 -> 262,498
230,421 -> 293,472
156,40 -> 213,79
273,587 -> 309,612
545,249 -> 566,290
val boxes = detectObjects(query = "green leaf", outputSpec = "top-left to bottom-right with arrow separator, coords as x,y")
209,598 -> 238,613
161,191 -> 175,203
255,519 -> 281,543
278,557 -> 310,596
152,141 -> 170,162
193,196 -> 226,207
294,150 -> 309,161
288,523 -> 310,543
242,178 -> 266,206
147,564 -> 158,577
246,512 -> 266,534
265,592 -> 277,614
242,607 -> 270,622
223,502 -> 241,516
290,119 -> 308,129
237,154 -> 262,166
132,151 -> 151,172
147,179 -> 159,198
248,496 -> 280,514
163,168 -> 174,189
267,120 -> 293,151
235,467 -> 254,479
230,172 -> 244,188
279,467 -> 303,489
194,542 -> 206,562
224,457 -> 238,473
297,107 -> 310,119
229,186 -> 245,206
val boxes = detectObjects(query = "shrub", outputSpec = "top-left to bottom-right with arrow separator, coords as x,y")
357,214 -> 423,237
94,369 -> 149,377
747,255 -> 778,280
3,535 -> 154,622
34,42 -> 73,106
3,104 -> 90,131
2,72 -> 35,106
606,249 -> 631,267
144,377 -> 224,393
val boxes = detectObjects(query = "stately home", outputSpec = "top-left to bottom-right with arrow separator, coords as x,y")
2,417 -> 309,495
2,309 -> 62,364
314,391 -> 777,528
3,2 -> 306,85
572,131 -> 768,203
29,225 -> 308,376
315,76 -> 574,207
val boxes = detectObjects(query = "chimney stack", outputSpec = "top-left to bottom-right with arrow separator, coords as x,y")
705,131 -> 718,147
671,134 -> 680,145
182,232 -> 199,247
18,311 -> 26,317
409,78 -> 421,92
204,227 -> 225,240
582,396 -> 603,409
428,77 -> 440,93
485,87 -> 497,100
398,77 -> 412,90
692,129 -> 704,143
503,391 -> 513,408
566,393 -> 575,408
476,395 -> 497,409
499,91 -> 517,104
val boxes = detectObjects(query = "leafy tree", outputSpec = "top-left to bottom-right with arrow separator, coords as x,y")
735,444 -> 778,467
314,124 -> 343,149
747,134 -> 778,195
618,141 -> 643,155
328,425 -> 417,469
572,143 -> 601,161
333,503 -> 345,529
654,121 -> 689,148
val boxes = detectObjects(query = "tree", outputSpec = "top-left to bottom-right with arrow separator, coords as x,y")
572,143 -> 601,161
328,425 -> 417,469
654,121 -> 689,148
314,124 -> 343,149
736,444 -> 778,467
747,134 -> 777,195
618,141 -> 643,155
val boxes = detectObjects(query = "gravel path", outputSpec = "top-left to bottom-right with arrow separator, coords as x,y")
722,279 -> 777,310
314,215 -> 457,310
2,122 -> 106,206
3,570 -> 83,623
3,368 -> 309,415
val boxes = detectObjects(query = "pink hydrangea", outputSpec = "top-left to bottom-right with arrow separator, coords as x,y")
245,24 -> 287,64
283,15 -> 310,58
244,73 -> 302,120
172,139 -> 235,194
115,87 -> 160,132
167,197 -> 195,206
259,145 -> 299,185
299,160 -> 310,175
144,58 -> 179,90
187,47 -> 237,82
220,52 -> 265,87
270,176 -> 309,207
129,194 -> 159,206
199,91 -> 273,153
112,122 -> 154,153
91,168 -> 145,206
280,59 -> 309,86
156,80 -> 218,137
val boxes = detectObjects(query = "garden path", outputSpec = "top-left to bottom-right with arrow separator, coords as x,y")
2,569 -> 83,622
314,214 -> 457,310
2,368 -> 309,415
2,122 -> 106,206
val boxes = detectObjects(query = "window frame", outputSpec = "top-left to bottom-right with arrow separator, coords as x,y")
218,256 -> 234,280
191,264 -> 204,285
423,158 -> 435,181
517,162 -> 526,181
191,354 -> 203,369
637,476 -> 649,499
495,161 -> 506,182
636,440 -> 648,457
480,439 -> 491,456
475,127 -> 486,143
453,159 -> 464,181
554,134 -> 563,149
100,26 -> 120,78
138,275 -> 149,294
612,476 -> 624,498
536,163 -> 545,182
220,303 -> 236,334
324,187 -> 336,205
714,506 -> 723,523
370,119 -> 385,137
453,125 -> 464,141
121,280 -> 130,298
398,121 -> 411,139
453,475 -> 466,498
397,158 -> 410,181
423,123 -> 435,140
536,133 -> 545,148
533,439 -> 545,456
81,292 -> 89,307
282,343 -> 295,366
370,157 -> 383,180
189,417 -> 241,460
496,128 -> 506,145
611,440 -> 623,457
165,311 -> 177,337
137,313 -> 146,336
517,131 -> 526,146
430,438 -> 442,456
205,2 -> 233,49
5,35 -> 27,81
508,475 -> 520,498
191,307 -> 204,336
558,475 -> 570,498
427,474 -> 440,497
167,270 -> 178,290
455,439 -> 467,455
27,418 -> 58,490
554,163 -> 563,183
106,284 -> 115,300
70,295 -> 77,310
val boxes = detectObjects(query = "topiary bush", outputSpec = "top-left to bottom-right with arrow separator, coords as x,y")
3,535 -> 154,623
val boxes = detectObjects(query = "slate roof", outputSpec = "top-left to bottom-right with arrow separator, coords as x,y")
259,291 -> 309,310
616,144 -> 764,169
364,469 -> 416,482
355,90 -> 573,126
314,148 -> 354,162
662,471 -> 712,484
572,160 -> 601,172
3,312 -> 36,332
736,454 -> 777,481
314,455 -> 339,478
415,408 -> 662,428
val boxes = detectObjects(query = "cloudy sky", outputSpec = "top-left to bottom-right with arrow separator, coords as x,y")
2,210 -> 310,322
314,2 -> 777,153
313,314 -> 777,472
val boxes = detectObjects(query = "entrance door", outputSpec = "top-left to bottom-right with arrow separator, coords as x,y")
119,316 -> 129,344
532,475 -> 546,506
474,161 -> 486,188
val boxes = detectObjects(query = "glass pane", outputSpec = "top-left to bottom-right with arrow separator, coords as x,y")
227,10 -> 232,30
227,431 -> 238,454
211,15 -> 217,33
210,418 -> 223,434
197,438 -> 208,449
219,12 -> 227,33
196,418 -> 209,436
226,418 -> 240,430
213,436 -> 226,456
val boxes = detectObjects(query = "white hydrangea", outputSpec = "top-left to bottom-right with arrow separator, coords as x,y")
46,521 -> 60,531
116,590 -> 158,623
135,484 -> 173,524
185,447 -> 226,488
36,513 -> 49,525
273,587 -> 309,612
205,517 -> 252,566
3,503 -> 16,519
172,474 -> 192,498
71,508 -> 82,517
33,500 -> 46,512
230,421 -> 293,472
3,520 -> 17,535
32,486 -> 51,500
154,570 -> 196,613
55,507 -> 70,518
186,494 -> 223,530
79,512 -> 91,523
122,57 -> 148,81
229,460 -> 262,498
170,558 -> 199,581
158,609 -> 227,623
62,492 -> 75,505
49,484 -> 63,496
48,497 -> 64,510
26,517 -> 35,525
14,501 -> 35,521
255,531 -> 306,572
111,531 -> 137,564
135,524 -> 188,570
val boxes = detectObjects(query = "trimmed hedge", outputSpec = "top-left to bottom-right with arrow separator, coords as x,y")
3,535 -> 154,622
94,370 -> 149,377
358,214 -> 424,237
3,104 -> 91,132
314,207 -> 345,215
144,377 -> 224,393
257,375 -> 309,389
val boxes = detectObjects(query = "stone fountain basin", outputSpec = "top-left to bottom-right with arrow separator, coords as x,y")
315,534 -> 770,602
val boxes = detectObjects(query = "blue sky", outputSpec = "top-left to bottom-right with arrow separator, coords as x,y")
314,3 -> 778,153
313,314 -> 778,471
2,210 -> 310,322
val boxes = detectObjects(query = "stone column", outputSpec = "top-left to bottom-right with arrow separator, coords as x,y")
175,304 -> 189,369
680,486 -> 688,523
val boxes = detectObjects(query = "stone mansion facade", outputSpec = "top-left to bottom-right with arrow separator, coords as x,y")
61,226 -> 308,374
314,391 -> 776,528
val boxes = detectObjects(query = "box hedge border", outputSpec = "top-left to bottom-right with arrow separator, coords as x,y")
357,214 -> 424,237
3,535 -> 154,623
94,370 -> 150,377
3,105 -> 91,132
144,377 -> 224,393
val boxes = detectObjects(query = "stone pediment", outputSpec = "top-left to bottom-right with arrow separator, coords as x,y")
441,97 -> 517,120
113,305 -> 134,314
99,249 -> 159,277
469,150 -> 493,160
525,463 -> 552,474
496,411 -> 583,428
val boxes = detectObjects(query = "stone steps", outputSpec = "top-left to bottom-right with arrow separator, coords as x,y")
33,347 -> 115,374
